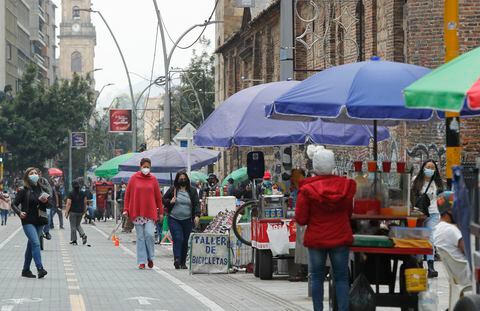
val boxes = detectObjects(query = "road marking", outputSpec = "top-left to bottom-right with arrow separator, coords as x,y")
0,306 -> 13,311
0,227 -> 22,250
128,297 -> 161,305
68,286 -> 80,290
69,294 -> 86,311
0,298 -> 42,311
92,226 -> 225,311
65,272 -> 76,276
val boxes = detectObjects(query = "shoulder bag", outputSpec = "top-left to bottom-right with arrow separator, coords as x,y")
414,178 -> 434,217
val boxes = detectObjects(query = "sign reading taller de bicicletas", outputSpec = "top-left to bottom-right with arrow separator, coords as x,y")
109,109 -> 132,133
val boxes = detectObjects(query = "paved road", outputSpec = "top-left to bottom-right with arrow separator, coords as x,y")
0,217 -> 311,311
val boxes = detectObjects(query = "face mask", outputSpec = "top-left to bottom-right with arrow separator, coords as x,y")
29,174 -> 39,184
424,168 -> 435,177
179,180 -> 188,187
141,168 -> 150,175
81,187 -> 86,192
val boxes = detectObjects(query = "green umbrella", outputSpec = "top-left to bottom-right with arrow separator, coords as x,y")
189,171 -> 208,184
221,167 -> 248,187
95,153 -> 136,179
404,46 -> 480,112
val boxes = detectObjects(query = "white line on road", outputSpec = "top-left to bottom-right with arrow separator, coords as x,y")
91,226 -> 225,311
0,306 -> 13,311
0,227 -> 22,250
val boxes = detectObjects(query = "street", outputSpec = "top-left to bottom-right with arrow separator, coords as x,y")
0,219 -> 312,311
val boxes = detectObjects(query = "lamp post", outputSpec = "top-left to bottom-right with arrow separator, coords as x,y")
95,83 -> 114,108
79,8 -> 137,152
152,0 -> 221,144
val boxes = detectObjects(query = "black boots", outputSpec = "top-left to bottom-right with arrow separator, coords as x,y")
427,260 -> 438,278
174,259 -> 180,270
37,268 -> 48,279
21,270 -> 36,278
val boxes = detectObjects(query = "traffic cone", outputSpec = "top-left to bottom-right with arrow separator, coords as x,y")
111,234 -> 116,241
114,238 -> 119,247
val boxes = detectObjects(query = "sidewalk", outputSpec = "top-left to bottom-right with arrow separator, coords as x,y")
0,218 -> 452,311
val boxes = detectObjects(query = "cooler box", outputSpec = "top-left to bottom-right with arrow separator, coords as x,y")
207,196 -> 236,217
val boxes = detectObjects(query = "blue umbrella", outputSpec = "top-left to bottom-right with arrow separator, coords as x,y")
452,166 -> 472,269
118,145 -> 220,173
194,81 -> 390,147
268,59 -> 434,122
111,171 -> 172,185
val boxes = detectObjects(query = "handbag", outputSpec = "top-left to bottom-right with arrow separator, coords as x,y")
414,178 -> 434,217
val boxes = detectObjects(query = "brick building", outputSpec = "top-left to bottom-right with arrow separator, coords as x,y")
214,0 -> 480,177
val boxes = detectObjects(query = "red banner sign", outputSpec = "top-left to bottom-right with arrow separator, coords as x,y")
109,109 -> 132,132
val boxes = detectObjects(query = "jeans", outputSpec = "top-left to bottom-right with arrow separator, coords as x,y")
424,212 -> 440,261
169,216 -> 193,265
43,209 -> 52,234
308,246 -> 350,311
134,220 -> 155,265
49,207 -> 64,228
0,210 -> 8,224
22,224 -> 44,271
155,221 -> 163,243
69,212 -> 85,242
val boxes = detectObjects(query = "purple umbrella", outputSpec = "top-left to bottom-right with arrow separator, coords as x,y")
118,145 -> 220,173
193,81 -> 389,147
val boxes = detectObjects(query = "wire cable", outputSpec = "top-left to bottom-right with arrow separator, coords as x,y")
161,0 -> 219,50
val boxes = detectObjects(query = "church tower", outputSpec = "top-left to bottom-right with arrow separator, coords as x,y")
58,0 -> 96,80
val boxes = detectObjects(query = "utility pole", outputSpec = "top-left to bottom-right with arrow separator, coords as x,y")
280,0 -> 294,80
444,0 -> 460,187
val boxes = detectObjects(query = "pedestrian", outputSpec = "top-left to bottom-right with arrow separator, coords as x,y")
163,171 -> 200,269
10,167 -> 49,278
0,188 -> 11,226
64,179 -> 88,245
410,159 -> 444,278
105,188 -> 114,221
116,182 -> 126,220
123,158 -> 163,269
37,170 -> 53,241
295,146 -> 356,311
50,180 -> 64,229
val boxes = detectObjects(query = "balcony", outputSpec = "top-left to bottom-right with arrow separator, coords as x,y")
31,30 -> 47,47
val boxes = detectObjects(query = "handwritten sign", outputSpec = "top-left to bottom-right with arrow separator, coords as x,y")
189,233 -> 229,274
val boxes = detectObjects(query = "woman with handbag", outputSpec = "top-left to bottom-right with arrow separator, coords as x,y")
163,171 -> 200,269
10,167 -> 49,279
411,159 -> 444,278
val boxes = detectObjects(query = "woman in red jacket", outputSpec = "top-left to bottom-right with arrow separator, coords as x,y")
123,158 -> 164,269
296,146 -> 356,311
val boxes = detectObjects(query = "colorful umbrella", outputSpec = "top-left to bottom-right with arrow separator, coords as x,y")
221,167 -> 248,187
404,46 -> 480,112
95,153 -> 136,179
189,171 -> 208,184
48,168 -> 63,177
111,171 -> 171,185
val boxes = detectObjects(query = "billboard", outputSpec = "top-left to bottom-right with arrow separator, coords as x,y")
71,132 -> 87,148
109,109 -> 132,133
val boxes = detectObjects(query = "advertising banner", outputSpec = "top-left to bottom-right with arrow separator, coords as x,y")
109,109 -> 132,133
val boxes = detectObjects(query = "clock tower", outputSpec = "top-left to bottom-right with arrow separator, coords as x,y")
58,0 -> 96,80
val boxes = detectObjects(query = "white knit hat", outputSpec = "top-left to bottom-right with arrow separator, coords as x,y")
307,145 -> 335,175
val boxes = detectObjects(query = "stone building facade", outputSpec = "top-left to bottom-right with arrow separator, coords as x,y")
214,0 -> 480,177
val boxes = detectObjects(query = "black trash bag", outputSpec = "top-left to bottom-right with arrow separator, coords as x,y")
350,273 -> 376,311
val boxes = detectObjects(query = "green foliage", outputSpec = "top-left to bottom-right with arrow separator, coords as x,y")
0,64 -> 95,170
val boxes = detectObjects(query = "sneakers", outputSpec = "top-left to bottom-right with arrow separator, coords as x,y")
147,260 -> 154,269
139,264 -> 146,270
37,268 -> 48,279
81,235 -> 87,245
44,232 -> 52,240
70,241 -> 78,245
21,270 -> 36,278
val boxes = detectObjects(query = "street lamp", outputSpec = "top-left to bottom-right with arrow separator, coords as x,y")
152,0 -> 222,144
95,83 -> 114,108
79,8 -> 137,152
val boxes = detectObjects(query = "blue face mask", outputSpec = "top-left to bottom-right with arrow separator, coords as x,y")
29,174 -> 39,184
423,168 -> 435,178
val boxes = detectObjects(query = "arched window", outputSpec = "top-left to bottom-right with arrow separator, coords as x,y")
71,51 -> 82,73
72,6 -> 80,19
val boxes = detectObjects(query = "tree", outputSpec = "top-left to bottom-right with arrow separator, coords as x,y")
0,64 -> 95,170
156,37 -> 215,138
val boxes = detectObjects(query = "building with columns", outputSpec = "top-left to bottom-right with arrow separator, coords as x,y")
58,0 -> 96,80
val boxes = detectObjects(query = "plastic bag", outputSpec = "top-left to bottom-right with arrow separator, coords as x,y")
418,284 -> 438,311
350,274 -> 376,311
266,223 -> 290,256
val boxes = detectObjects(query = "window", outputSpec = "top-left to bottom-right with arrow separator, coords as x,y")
6,43 -> 12,60
73,6 -> 80,19
71,51 -> 82,72
356,0 -> 365,61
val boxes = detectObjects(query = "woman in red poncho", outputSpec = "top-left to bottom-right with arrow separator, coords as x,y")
295,146 -> 356,311
123,158 -> 163,269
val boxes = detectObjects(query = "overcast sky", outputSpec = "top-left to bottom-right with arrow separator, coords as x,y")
53,0 -> 216,109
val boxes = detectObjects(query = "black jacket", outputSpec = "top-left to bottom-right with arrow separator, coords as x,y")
162,186 -> 200,219
11,185 -> 49,226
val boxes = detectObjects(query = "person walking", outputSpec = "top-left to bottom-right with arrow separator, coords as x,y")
0,188 -> 11,225
295,146 -> 356,311
11,167 -> 49,278
163,171 -> 200,269
411,159 -> 444,278
64,180 -> 88,245
123,158 -> 163,269
50,182 -> 64,229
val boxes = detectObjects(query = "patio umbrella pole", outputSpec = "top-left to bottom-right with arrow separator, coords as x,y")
373,120 -> 378,161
